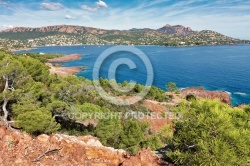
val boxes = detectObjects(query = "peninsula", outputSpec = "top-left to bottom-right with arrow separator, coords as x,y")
45,53 -> 86,76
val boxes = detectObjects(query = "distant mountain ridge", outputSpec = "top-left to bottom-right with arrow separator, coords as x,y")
0,24 -> 194,36
0,24 -> 249,49
157,24 -> 193,35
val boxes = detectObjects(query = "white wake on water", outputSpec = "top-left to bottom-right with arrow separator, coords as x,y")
234,92 -> 247,96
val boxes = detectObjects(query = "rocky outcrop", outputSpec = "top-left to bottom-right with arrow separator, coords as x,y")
46,54 -> 86,76
122,148 -> 160,166
48,54 -> 82,63
143,100 -> 166,113
158,24 -> 193,35
180,87 -> 231,104
45,63 -> 83,76
0,126 -> 165,165
142,100 -> 171,132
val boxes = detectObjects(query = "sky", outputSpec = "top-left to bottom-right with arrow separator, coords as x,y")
0,0 -> 250,39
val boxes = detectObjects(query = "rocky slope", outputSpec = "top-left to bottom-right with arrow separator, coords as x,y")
180,87 -> 231,104
0,24 -> 192,35
0,125 -> 167,166
158,24 -> 193,35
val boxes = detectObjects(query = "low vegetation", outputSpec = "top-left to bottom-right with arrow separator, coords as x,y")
0,49 -> 249,165
168,99 -> 250,165
0,49 -> 167,153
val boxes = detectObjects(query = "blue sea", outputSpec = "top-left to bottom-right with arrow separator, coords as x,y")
17,45 -> 250,106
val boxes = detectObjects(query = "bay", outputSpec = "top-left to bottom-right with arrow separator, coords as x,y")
18,45 -> 250,106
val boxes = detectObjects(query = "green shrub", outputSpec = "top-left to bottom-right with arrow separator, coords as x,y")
168,99 -> 250,165
185,94 -> 196,101
159,124 -> 174,144
142,134 -> 163,150
166,82 -> 178,92
16,110 -> 60,135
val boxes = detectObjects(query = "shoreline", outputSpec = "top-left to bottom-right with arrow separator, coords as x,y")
48,53 -> 82,63
12,45 -> 250,106
46,53 -> 87,76
11,47 -> 36,52
45,63 -> 84,76
10,43 -> 250,52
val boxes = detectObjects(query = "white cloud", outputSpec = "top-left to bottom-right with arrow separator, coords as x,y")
0,0 -> 250,39
96,0 -> 108,8
141,0 -> 170,8
40,2 -> 63,11
4,25 -> 13,28
65,15 -> 76,19
81,5 -> 98,12
81,0 -> 108,13
0,25 -> 14,31
0,0 -> 7,5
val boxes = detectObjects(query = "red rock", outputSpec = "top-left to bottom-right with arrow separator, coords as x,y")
0,127 -> 164,165
123,157 -> 141,166
0,157 -> 3,165
0,126 -> 7,139
187,27 -> 192,31
143,100 -> 166,113
123,148 -> 160,166
37,134 -> 50,143
48,54 -> 82,63
158,24 -> 193,35
15,158 -> 25,164
2,135 -> 15,148
181,87 -> 231,104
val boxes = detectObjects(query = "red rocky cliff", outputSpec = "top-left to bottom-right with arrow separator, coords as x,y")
0,126 -> 166,166
181,87 -> 231,104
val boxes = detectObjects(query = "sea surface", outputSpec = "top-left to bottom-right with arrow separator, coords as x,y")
17,45 -> 250,106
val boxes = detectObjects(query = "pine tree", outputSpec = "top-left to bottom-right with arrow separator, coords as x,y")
168,99 -> 250,165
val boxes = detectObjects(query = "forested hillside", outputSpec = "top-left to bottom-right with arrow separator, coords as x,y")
1,24 -> 249,49
0,49 -> 249,165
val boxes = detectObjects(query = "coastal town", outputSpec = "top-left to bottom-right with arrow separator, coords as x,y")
0,25 -> 249,50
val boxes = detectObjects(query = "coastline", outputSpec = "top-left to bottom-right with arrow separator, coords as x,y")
45,62 -> 84,76
10,43 -> 250,52
46,53 -> 87,76
48,53 -> 82,63
11,47 -> 36,52
10,45 -> 250,106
